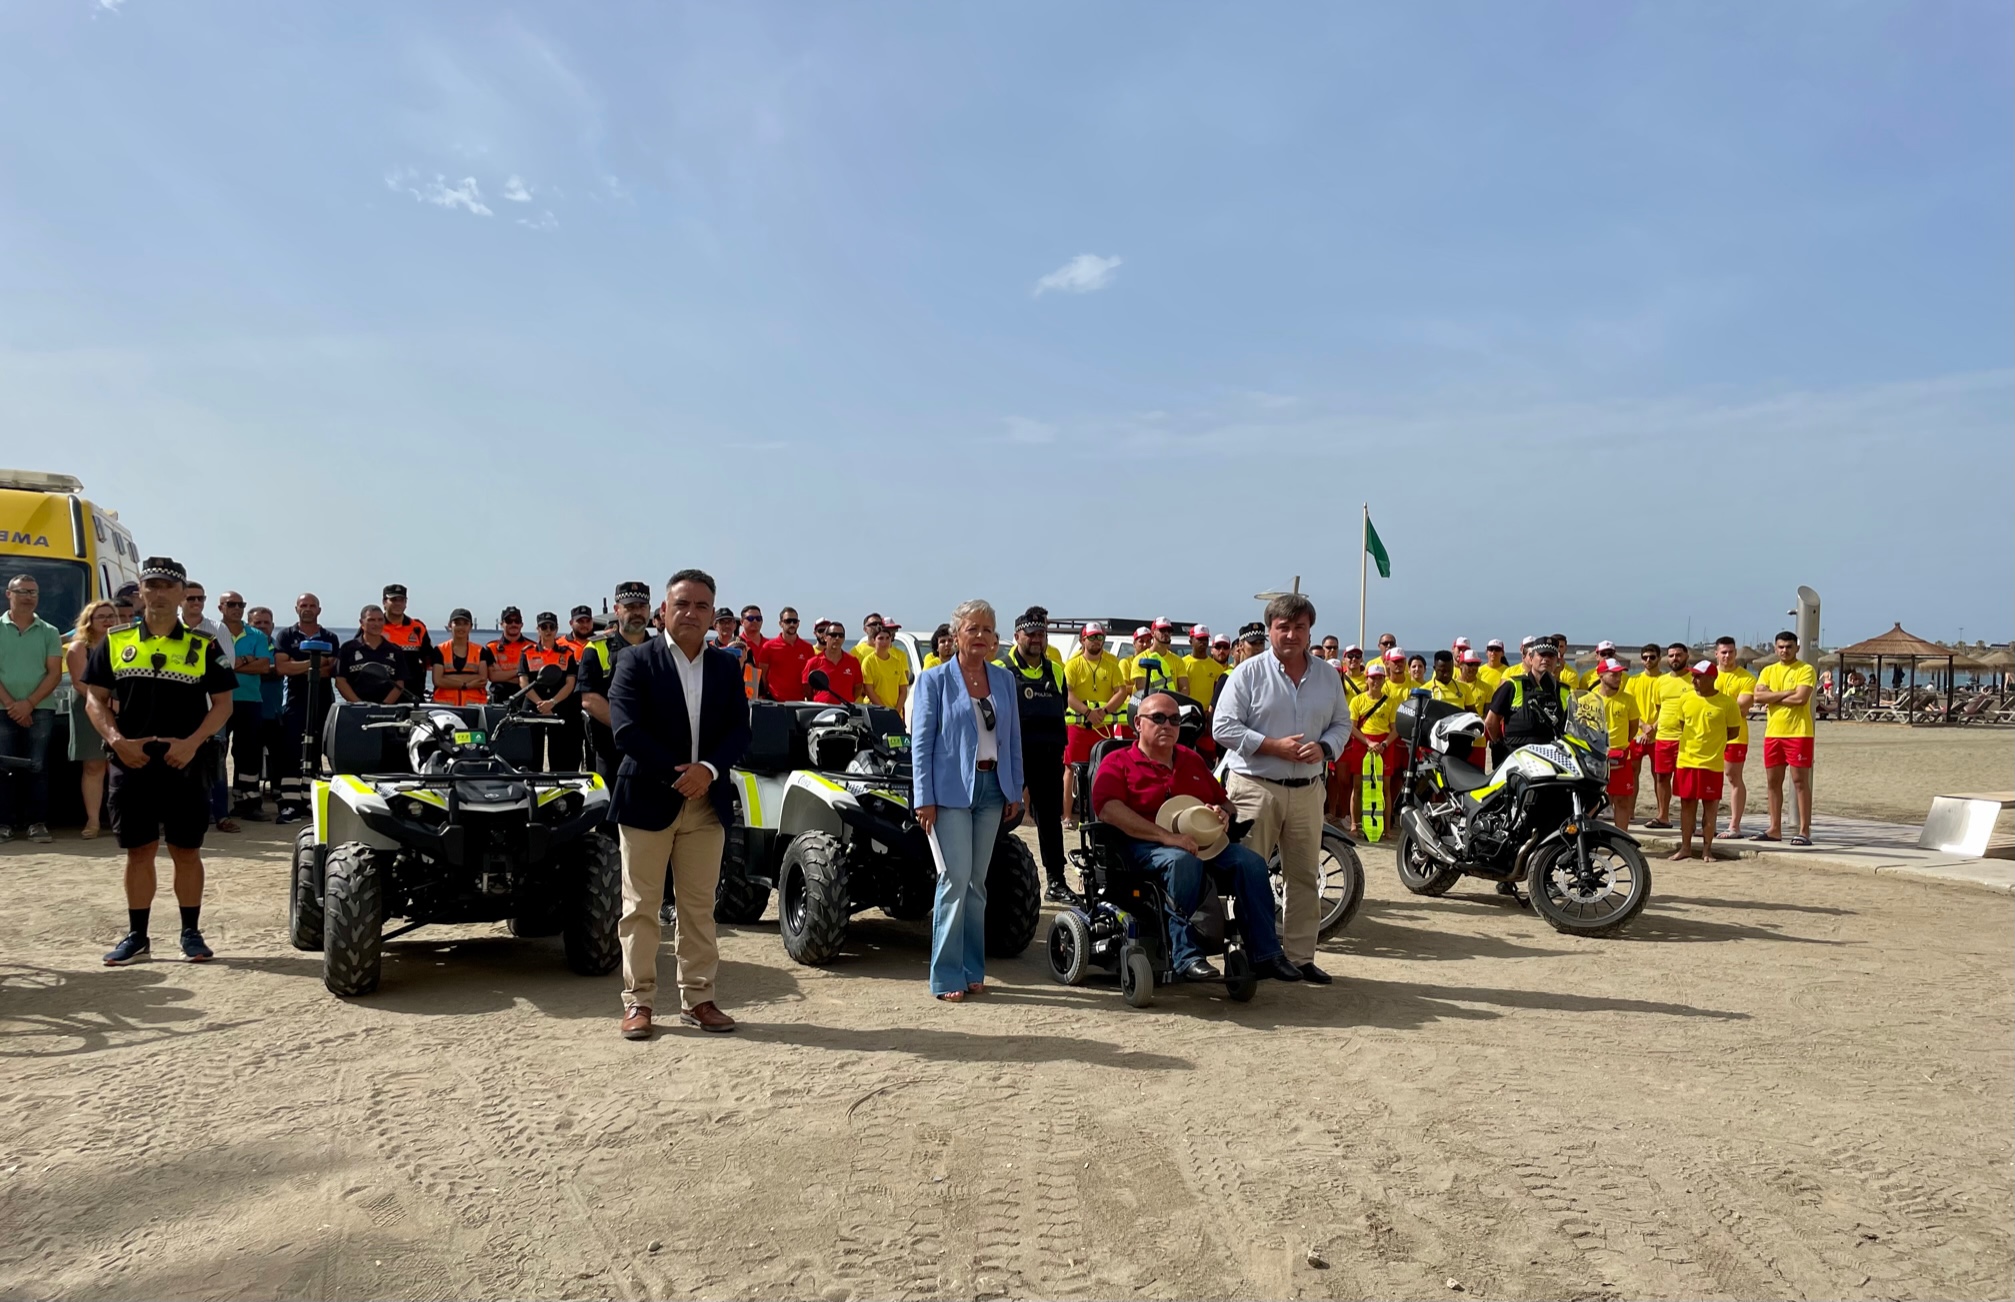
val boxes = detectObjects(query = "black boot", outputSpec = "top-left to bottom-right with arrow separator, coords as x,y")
1044,876 -> 1081,906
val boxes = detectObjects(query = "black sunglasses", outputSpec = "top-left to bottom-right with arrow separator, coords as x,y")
220,600 -> 245,608
781,617 -> 800,625
826,629 -> 847,639
977,697 -> 996,730
1139,710 -> 1182,727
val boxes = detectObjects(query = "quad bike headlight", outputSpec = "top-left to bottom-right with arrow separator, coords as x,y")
395,796 -> 446,825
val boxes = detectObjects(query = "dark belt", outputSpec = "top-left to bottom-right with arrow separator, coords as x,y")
1255,773 -> 1322,789
975,760 -> 997,772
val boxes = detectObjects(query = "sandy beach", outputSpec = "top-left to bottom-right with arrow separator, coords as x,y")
2,722 -> 2010,1301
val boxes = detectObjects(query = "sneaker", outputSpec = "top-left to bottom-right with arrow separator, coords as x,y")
179,929 -> 214,962
275,805 -> 303,825
104,932 -> 151,965
1044,879 -> 1081,906
25,823 -> 52,844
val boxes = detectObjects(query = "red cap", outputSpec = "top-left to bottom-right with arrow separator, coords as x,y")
1599,657 -> 1628,674
1190,624 -> 1210,640
1692,659 -> 1719,679
1383,648 -> 1405,662
1460,650 -> 1483,665
1366,663 -> 1388,677
1081,622 -> 1105,637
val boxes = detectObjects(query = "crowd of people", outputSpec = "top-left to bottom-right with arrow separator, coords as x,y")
0,562 -> 1816,1029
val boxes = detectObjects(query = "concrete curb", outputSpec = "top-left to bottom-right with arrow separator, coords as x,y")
1631,833 -> 2015,896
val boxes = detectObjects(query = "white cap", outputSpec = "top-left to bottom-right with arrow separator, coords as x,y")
1596,639 -> 1617,653
1366,663 -> 1388,677
1599,657 -> 1628,674
1081,622 -> 1105,637
1453,636 -> 1471,650
1190,624 -> 1209,640
1134,626 -> 1152,639
1520,635 -> 1537,648
1152,616 -> 1173,630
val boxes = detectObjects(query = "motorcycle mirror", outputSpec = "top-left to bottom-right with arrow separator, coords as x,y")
808,669 -> 832,692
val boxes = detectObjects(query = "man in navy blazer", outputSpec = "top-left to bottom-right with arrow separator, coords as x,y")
607,569 -> 751,1040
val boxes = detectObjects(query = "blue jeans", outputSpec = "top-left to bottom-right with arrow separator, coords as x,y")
1121,839 -> 1285,968
929,769 -> 1005,995
0,709 -> 55,827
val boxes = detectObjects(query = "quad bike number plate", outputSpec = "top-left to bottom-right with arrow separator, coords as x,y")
453,730 -> 486,745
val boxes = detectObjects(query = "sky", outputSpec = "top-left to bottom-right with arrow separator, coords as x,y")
3,2 -> 2010,651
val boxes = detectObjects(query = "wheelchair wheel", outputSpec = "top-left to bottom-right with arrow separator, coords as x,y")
1223,945 -> 1257,1003
1047,911 -> 1091,986
1120,942 -> 1155,1008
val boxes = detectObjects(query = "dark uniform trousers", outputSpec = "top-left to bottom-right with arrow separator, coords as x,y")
230,700 -> 269,810
275,698 -> 330,812
1023,736 -> 1068,878
536,709 -> 584,773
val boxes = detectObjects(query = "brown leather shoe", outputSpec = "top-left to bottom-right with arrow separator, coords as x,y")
679,1001 -> 736,1033
620,1006 -> 653,1040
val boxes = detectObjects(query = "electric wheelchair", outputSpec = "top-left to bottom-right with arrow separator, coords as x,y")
1044,696 -> 1264,1008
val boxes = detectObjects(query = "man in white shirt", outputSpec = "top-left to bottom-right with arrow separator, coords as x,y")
1212,593 -> 1353,984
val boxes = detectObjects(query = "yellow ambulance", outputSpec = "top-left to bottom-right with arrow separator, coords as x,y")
0,469 -> 141,634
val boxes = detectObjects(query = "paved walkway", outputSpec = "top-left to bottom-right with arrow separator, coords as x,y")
1636,810 -> 2015,895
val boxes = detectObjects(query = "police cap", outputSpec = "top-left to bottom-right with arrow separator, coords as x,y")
138,557 -> 187,584
613,581 -> 651,605
535,611 -> 558,628
448,608 -> 473,623
570,605 -> 593,619
500,606 -> 523,623
382,583 -> 408,598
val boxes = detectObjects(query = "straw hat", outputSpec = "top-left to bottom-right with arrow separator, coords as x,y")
1155,795 -> 1229,861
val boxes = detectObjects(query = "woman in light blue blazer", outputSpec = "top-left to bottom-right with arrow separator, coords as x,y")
911,598 -> 1025,1001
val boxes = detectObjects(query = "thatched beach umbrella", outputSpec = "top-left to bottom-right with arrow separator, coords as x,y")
1834,624 -> 1956,722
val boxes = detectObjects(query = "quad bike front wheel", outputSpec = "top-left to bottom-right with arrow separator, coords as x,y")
779,832 -> 850,965
289,826 -> 325,952
563,831 -> 623,976
714,823 -> 772,924
322,843 -> 386,997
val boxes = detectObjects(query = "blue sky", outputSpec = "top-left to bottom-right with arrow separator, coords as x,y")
4,2 -> 2009,649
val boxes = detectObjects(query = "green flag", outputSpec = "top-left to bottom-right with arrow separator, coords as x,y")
1365,514 -> 1391,578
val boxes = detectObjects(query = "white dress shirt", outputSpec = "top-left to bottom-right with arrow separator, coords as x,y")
1212,648 -> 1354,781
665,632 -> 717,778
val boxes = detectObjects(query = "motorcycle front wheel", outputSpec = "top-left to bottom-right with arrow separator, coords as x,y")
1526,830 -> 1651,937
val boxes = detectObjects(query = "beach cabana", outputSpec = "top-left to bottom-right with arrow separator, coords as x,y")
1835,624 -> 1956,723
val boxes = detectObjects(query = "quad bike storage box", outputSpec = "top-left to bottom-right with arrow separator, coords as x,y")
320,701 -> 543,776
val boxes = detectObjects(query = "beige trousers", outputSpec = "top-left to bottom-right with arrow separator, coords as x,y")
1225,771 -> 1325,965
618,799 -> 726,1011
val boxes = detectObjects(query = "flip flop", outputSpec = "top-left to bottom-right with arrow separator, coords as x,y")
1748,832 -> 1781,842
1788,835 -> 1812,847
935,991 -> 966,1003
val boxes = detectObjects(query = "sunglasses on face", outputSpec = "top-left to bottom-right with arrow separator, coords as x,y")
220,600 -> 244,608
781,618 -> 799,625
826,630 -> 846,639
1139,710 -> 1182,727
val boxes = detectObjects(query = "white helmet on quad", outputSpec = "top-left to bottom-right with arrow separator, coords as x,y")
806,708 -> 861,770
409,708 -> 484,772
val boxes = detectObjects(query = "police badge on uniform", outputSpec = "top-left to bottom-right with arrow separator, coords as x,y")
120,644 -> 137,663
1024,686 -> 1035,699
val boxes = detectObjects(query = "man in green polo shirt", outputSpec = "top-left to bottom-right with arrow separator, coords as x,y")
1,573 -> 65,843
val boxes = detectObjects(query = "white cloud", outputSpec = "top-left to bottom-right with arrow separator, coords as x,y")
1033,253 -> 1122,297
95,0 -> 126,10
516,210 -> 559,232
384,168 -> 493,218
1000,416 -> 1056,445
501,174 -> 533,203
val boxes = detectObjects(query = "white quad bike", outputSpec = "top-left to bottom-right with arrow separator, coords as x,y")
697,693 -> 1042,966
291,665 -> 618,996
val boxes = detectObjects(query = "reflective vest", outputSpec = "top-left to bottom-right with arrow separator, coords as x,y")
433,642 -> 489,707
1005,649 -> 1067,744
485,636 -> 531,703
1502,675 -> 1574,749
382,617 -> 428,654
105,622 -> 217,689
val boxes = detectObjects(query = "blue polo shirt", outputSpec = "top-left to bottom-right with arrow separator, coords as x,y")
230,625 -> 273,705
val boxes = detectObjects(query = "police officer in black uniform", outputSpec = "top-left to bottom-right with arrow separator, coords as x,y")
271,592 -> 339,824
82,558 -> 239,965
1485,637 -> 1574,766
1000,606 -> 1074,902
577,581 -> 657,787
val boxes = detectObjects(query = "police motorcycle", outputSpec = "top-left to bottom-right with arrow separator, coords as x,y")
291,662 -> 618,996
1389,689 -> 1651,937
711,668 -> 1043,965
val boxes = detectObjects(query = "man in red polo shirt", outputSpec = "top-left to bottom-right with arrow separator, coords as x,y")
756,606 -> 817,702
803,621 -> 864,704
1088,692 -> 1301,984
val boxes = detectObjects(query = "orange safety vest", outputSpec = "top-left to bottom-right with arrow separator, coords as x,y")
434,641 -> 489,707
521,642 -> 577,679
383,617 -> 429,654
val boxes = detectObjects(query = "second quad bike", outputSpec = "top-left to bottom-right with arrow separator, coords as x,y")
706,695 -> 1042,966
293,664 -> 618,996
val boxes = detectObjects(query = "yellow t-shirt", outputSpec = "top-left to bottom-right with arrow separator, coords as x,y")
859,649 -> 911,709
1715,666 -> 1758,745
852,639 -> 875,663
1625,672 -> 1663,737
1756,660 -> 1819,739
1185,654 -> 1230,708
1064,653 -> 1129,723
922,653 -> 944,669
1651,673 -> 1695,742
1503,663 -> 1527,680
1593,688 -> 1643,753
1425,677 -> 1469,708
1350,687 -> 1399,736
1341,668 -> 1370,697
1455,675 -> 1487,712
1557,664 -> 1581,692
1677,690 -> 1742,771
1476,662 -> 1506,694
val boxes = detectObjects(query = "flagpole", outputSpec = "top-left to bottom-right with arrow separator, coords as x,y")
1358,502 -> 1368,652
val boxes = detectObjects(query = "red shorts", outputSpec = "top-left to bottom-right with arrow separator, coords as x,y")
1629,740 -> 1652,765
1764,736 -> 1813,769
1674,767 -> 1724,802
1342,736 -> 1367,773
1652,739 -> 1680,775
1606,749 -> 1636,797
1723,743 -> 1749,765
1356,734 -> 1391,778
1065,725 -> 1107,765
